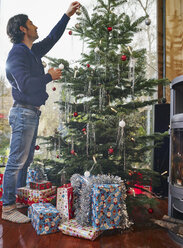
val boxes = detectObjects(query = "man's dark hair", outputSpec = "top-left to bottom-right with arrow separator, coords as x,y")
7,14 -> 28,44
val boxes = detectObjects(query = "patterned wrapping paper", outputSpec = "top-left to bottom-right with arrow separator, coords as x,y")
30,181 -> 52,190
26,169 -> 41,186
56,183 -> 74,221
92,184 -> 123,230
28,203 -> 61,235
0,174 -> 3,206
16,194 -> 56,206
58,219 -> 102,241
17,186 -> 56,199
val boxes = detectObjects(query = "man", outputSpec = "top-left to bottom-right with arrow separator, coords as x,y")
2,1 -> 80,223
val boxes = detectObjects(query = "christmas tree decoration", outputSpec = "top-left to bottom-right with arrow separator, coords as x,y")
145,18 -> 151,26
56,155 -> 59,159
119,119 -> 126,128
121,55 -> 127,61
108,147 -> 114,155
75,23 -> 81,29
148,208 -> 153,214
94,47 -> 100,53
59,63 -> 64,70
86,64 -> 90,68
84,171 -> 90,178
70,150 -> 76,155
42,61 -> 47,68
68,30 -> 72,35
107,27 -> 112,32
73,112 -> 78,117
52,87 -> 56,91
35,145 -> 40,150
76,8 -> 82,15
82,128 -> 86,132
131,137 -> 135,142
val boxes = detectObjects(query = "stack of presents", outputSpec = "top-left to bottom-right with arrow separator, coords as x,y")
16,167 -> 152,240
0,165 -> 153,240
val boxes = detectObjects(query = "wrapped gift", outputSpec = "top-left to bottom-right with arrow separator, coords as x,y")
26,168 -> 41,186
56,183 -> 73,220
0,174 -> 3,206
30,181 -> 52,190
58,219 -> 102,241
92,184 -> 123,230
16,194 -> 56,206
28,203 -> 61,235
17,186 -> 56,199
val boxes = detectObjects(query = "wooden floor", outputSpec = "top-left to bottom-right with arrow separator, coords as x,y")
0,198 -> 181,248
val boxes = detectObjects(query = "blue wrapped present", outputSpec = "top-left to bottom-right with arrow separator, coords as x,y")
92,184 -> 122,230
28,203 -> 61,235
26,167 -> 47,186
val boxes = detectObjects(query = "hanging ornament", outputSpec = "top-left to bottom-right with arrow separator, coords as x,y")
94,47 -> 100,53
148,208 -> 153,214
87,64 -> 90,68
145,18 -> 151,26
52,87 -> 56,91
59,63 -> 64,70
131,137 -> 135,142
108,147 -> 114,155
73,112 -> 78,117
74,66 -> 79,78
56,155 -> 60,159
68,30 -> 72,35
84,171 -> 90,178
35,145 -> 40,150
75,23 -> 80,29
121,55 -> 127,61
82,128 -> 86,132
119,119 -> 126,128
42,61 -> 47,68
76,8 -> 82,15
107,27 -> 112,32
70,149 -> 76,155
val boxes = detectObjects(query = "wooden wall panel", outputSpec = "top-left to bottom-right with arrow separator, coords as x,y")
166,0 -> 183,102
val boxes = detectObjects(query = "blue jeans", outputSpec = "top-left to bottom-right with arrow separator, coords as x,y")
2,106 -> 41,206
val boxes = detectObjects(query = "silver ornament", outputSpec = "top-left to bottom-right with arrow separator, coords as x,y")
119,120 -> 126,128
59,63 -> 64,70
76,8 -> 81,15
145,18 -> 151,26
75,23 -> 80,29
94,47 -> 100,53
42,61 -> 47,68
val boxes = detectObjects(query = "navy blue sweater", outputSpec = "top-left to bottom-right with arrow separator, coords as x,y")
6,14 -> 70,107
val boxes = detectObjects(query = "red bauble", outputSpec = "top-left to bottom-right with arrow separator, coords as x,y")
87,64 -> 90,68
68,30 -> 72,35
121,55 -> 127,61
35,145 -> 40,150
70,150 -> 75,155
107,27 -> 112,32
148,208 -> 153,214
52,87 -> 56,91
56,155 -> 59,158
73,112 -> 78,117
108,148 -> 114,154
82,128 -> 86,132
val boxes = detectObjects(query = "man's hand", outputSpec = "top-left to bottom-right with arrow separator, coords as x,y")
48,68 -> 62,80
66,1 -> 80,17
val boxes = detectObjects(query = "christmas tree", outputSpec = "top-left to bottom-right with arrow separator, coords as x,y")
38,0 -> 168,199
